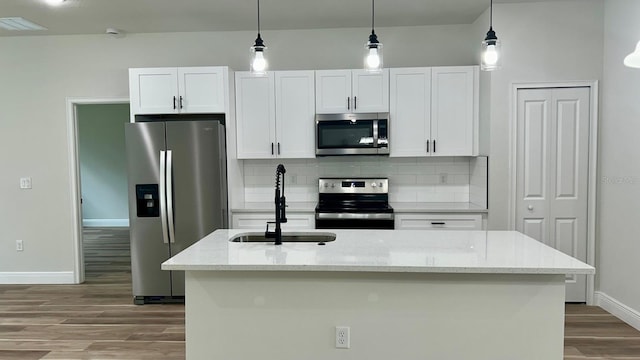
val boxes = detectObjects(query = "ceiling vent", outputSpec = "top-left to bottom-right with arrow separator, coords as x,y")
0,17 -> 47,31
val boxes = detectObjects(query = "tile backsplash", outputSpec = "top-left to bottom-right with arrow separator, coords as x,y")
244,156 -> 484,204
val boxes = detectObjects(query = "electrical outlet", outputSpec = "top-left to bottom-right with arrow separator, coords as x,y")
16,240 -> 23,252
19,177 -> 32,189
439,173 -> 448,184
335,326 -> 350,349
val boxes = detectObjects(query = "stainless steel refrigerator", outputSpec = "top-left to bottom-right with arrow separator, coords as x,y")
125,118 -> 227,304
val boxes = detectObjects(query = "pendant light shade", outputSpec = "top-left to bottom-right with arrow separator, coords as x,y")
364,0 -> 383,72
481,0 -> 502,71
624,41 -> 640,68
250,0 -> 268,75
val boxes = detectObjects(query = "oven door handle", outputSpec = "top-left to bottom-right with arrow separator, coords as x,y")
315,213 -> 394,220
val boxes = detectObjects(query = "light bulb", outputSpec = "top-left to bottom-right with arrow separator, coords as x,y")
366,48 -> 381,70
45,0 -> 66,6
483,44 -> 499,66
252,51 -> 267,73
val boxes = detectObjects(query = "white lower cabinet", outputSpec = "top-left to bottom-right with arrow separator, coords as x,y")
395,213 -> 483,230
231,213 -> 315,230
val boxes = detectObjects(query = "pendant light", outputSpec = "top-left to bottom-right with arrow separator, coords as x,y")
364,0 -> 383,72
250,0 -> 267,75
481,0 -> 502,71
624,41 -> 640,68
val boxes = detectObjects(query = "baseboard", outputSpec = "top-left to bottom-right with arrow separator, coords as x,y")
0,271 -> 76,284
595,291 -> 640,331
82,218 -> 129,227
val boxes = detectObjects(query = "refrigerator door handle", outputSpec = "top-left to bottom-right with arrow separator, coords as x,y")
166,150 -> 176,243
159,151 -> 170,244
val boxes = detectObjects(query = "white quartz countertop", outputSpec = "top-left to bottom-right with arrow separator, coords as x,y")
162,229 -> 594,275
231,202 -> 487,213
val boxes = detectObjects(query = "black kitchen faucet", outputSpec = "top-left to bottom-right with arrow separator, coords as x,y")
265,164 -> 287,245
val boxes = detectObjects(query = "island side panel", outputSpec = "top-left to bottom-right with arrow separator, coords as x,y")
185,271 -> 566,360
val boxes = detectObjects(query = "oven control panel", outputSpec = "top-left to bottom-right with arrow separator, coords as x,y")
318,178 -> 388,194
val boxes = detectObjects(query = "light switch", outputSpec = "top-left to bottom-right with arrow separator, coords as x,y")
20,177 -> 32,189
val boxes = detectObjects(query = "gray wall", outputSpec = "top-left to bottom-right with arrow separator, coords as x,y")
77,103 -> 129,225
598,0 -> 640,312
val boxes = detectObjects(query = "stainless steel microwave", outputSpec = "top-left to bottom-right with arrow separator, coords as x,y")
315,113 -> 389,156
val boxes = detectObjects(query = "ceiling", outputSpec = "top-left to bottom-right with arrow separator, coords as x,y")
0,0 -> 566,37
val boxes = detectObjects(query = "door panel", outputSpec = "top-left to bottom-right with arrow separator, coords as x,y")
352,69 -> 389,112
389,68 -> 431,157
235,72 -> 276,158
275,71 -> 315,158
178,67 -> 225,113
125,122 -> 172,297
315,70 -> 351,113
523,100 -> 548,199
166,121 -> 227,296
516,87 -> 590,302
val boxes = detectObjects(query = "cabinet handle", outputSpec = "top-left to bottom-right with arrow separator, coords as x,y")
347,97 -> 350,110
426,140 -> 430,153
179,96 -> 184,109
173,96 -> 177,110
277,142 -> 281,155
433,140 -> 436,153
271,143 -> 274,155
431,222 -> 445,225
354,96 -> 357,110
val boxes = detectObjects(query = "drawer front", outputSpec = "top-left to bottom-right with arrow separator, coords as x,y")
395,214 -> 482,230
231,213 -> 314,230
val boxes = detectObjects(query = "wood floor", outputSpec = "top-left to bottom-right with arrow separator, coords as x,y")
0,228 -> 639,359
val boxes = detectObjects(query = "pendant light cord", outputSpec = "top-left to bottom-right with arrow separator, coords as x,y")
257,0 -> 261,35
489,0 -> 493,28
371,0 -> 375,32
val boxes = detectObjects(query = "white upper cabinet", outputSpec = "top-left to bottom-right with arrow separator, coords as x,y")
390,66 -> 478,157
236,71 -> 315,159
129,67 -> 226,121
275,71 -> 316,159
390,68 -> 432,157
431,66 -> 478,156
235,72 -> 276,159
316,69 -> 389,114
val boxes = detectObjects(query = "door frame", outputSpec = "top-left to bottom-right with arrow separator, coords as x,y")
508,81 -> 598,304
66,97 -> 130,284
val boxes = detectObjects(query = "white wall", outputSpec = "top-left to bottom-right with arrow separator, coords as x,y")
77,103 -> 130,226
485,0 -> 604,229
597,0 -> 640,314
0,24 -> 476,276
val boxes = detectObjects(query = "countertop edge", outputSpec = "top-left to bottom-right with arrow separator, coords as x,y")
162,264 -> 595,275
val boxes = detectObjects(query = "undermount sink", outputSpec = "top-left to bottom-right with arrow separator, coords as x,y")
229,232 -> 336,244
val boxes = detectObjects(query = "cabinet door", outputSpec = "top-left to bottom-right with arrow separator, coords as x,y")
129,68 -> 179,118
431,66 -> 478,156
275,71 -> 316,158
315,70 -> 351,113
395,213 -> 482,230
178,67 -> 226,113
352,69 -> 389,113
235,72 -> 276,159
389,68 -> 431,157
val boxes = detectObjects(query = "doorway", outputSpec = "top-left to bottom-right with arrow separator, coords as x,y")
67,98 -> 130,284
510,83 -> 598,303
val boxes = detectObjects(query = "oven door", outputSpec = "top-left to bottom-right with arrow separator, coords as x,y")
315,212 -> 395,230
316,114 -> 388,156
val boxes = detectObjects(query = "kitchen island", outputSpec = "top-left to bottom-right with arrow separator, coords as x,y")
162,229 -> 594,360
